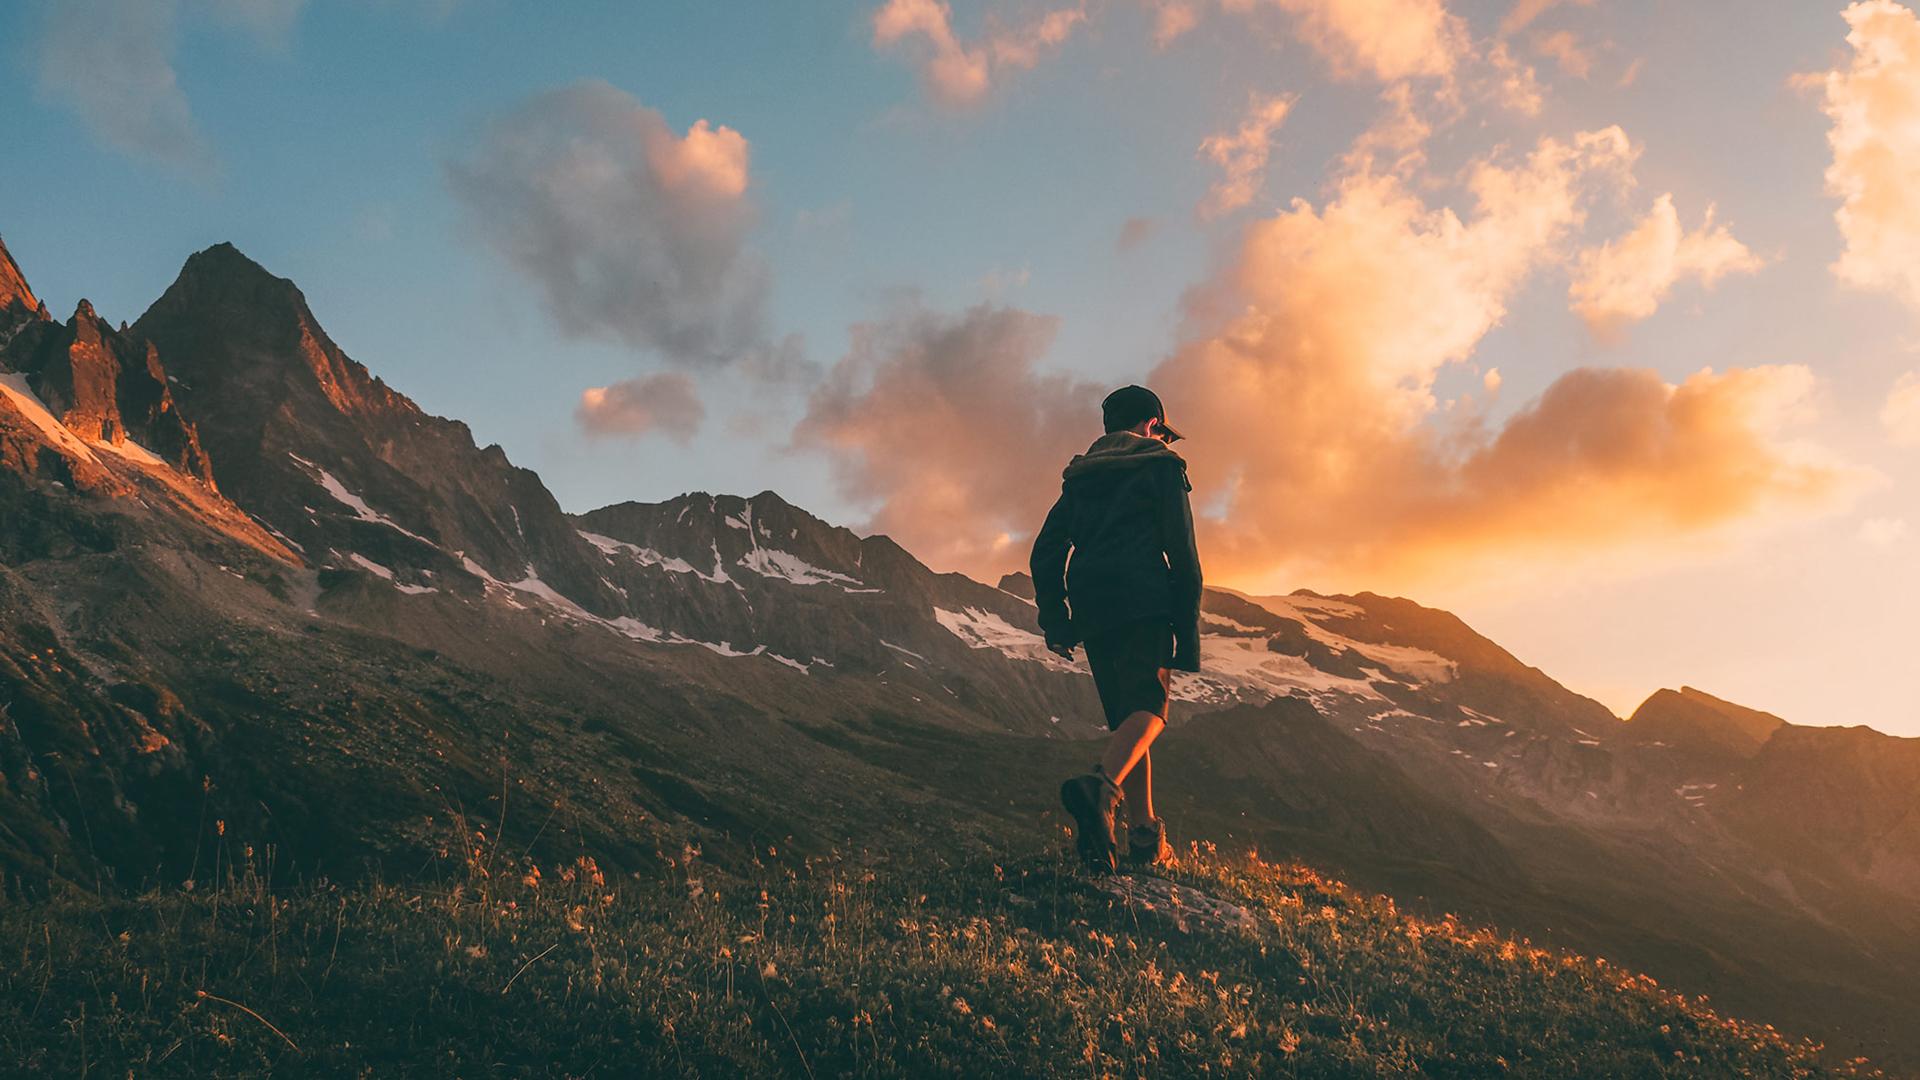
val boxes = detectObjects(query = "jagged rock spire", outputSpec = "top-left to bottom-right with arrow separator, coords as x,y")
0,234 -> 39,317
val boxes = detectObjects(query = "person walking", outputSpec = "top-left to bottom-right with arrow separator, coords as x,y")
1030,385 -> 1202,872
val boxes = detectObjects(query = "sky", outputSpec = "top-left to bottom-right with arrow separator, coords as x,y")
5,0 -> 1918,734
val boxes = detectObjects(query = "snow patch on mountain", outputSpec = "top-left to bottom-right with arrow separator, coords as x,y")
1259,594 -> 1366,622
97,435 -> 168,467
349,552 -> 395,580
1172,635 -> 1388,708
703,540 -> 735,586
577,530 -> 702,576
290,453 -> 434,546
1202,613 -> 1266,635
881,640 -> 926,661
933,606 -> 1081,672
508,570 -> 592,618
0,373 -> 100,462
738,547 -> 866,589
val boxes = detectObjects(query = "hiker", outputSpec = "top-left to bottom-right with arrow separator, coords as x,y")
1030,384 -> 1202,872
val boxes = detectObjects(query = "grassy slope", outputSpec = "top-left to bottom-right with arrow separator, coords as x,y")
0,839 -> 1881,1078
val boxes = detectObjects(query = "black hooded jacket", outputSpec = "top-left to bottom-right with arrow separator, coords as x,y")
1029,432 -> 1203,672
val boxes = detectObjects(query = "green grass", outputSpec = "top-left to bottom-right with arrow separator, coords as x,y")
0,834 -> 1884,1078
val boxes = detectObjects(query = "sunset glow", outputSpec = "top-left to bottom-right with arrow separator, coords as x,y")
9,0 -> 1917,731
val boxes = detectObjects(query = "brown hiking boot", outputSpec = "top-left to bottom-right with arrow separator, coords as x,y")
1059,767 -> 1121,872
1125,819 -> 1172,868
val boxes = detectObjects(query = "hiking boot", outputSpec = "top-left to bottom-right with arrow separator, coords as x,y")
1059,767 -> 1121,873
1125,819 -> 1172,868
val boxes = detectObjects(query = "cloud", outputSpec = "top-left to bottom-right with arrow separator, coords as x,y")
1141,128 -> 1856,587
1532,29 -> 1592,78
1224,0 -> 1469,83
445,80 -> 768,366
871,0 -> 1087,107
34,0 -> 216,177
1199,94 -> 1295,218
793,304 -> 1104,576
1341,83 -> 1433,175
1569,194 -> 1764,339
1500,0 -> 1593,36
785,125 -> 1858,589
1117,216 -> 1159,252
1810,1 -> 1920,310
1885,370 -> 1920,444
577,373 -> 706,442
1480,38 -> 1544,115
1150,0 -> 1201,46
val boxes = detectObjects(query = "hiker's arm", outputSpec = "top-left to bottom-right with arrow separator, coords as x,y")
1161,462 -> 1203,672
1029,490 -> 1076,649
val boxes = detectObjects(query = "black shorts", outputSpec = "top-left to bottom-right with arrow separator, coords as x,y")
1082,620 -> 1173,731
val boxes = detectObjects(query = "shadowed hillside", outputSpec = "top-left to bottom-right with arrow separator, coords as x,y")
0,841 -> 1881,1078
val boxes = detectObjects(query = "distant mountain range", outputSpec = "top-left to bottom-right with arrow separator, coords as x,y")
2,235 -> 1917,1067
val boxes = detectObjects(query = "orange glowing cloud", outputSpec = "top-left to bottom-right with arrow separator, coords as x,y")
578,373 -> 706,443
1811,1 -> 1920,310
794,120 -> 1859,594
1885,370 -> 1920,445
872,0 -> 1087,107
1147,131 -> 1857,588
795,304 -> 1101,577
1199,94 -> 1296,217
1500,0 -> 1594,36
1532,29 -> 1593,79
1225,0 -> 1468,83
1150,0 -> 1201,46
1569,194 -> 1764,340
445,80 -> 768,366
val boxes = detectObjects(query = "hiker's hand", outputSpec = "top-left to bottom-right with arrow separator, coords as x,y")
1171,636 -> 1201,673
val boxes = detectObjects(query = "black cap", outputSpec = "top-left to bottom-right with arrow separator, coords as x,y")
1101,384 -> 1184,442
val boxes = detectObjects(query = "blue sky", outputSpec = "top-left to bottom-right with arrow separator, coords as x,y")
8,0 -> 1920,733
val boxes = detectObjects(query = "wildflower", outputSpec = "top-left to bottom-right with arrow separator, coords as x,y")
762,960 -> 777,978
952,996 -> 972,1016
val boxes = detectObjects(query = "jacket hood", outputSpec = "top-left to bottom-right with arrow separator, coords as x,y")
1061,431 -> 1186,481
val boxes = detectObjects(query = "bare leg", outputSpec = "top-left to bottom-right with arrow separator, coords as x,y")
1120,750 -> 1155,828
1101,709 -> 1164,789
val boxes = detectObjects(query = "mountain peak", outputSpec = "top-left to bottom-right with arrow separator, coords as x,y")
164,242 -> 318,324
135,242 -> 416,422
0,234 -> 40,316
181,241 -> 277,281
1626,686 -> 1785,759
